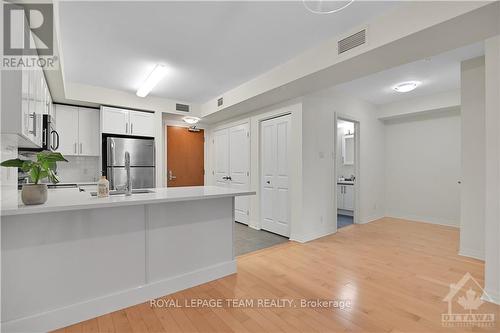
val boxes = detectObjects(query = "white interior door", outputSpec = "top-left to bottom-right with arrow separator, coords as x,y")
213,128 -> 230,187
230,124 -> 250,224
261,115 -> 291,237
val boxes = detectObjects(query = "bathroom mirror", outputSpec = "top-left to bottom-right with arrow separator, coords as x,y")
342,134 -> 354,165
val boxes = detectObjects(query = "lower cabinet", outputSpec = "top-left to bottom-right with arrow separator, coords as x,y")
337,184 -> 354,211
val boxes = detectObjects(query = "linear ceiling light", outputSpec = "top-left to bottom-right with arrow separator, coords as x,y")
136,64 -> 168,97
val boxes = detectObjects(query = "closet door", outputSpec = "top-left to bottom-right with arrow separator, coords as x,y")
261,115 -> 291,237
213,128 -> 230,187
229,123 -> 250,225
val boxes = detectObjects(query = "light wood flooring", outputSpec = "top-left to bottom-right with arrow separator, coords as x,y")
54,218 -> 499,332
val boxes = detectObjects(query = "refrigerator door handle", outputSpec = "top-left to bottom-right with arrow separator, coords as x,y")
109,138 -> 115,189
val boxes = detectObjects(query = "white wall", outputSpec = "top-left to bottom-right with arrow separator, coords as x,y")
384,111 -> 461,226
377,89 -> 460,120
301,89 -> 386,241
460,57 -> 486,260
484,35 -> 500,304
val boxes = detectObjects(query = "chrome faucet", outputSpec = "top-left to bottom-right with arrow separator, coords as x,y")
124,151 -> 132,196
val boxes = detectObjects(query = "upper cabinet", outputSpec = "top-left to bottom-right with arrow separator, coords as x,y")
101,106 -> 155,137
1,62 -> 48,149
1,25 -> 52,149
55,105 -> 100,156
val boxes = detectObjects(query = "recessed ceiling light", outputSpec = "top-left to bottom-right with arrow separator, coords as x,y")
136,64 -> 168,98
393,81 -> 421,93
182,116 -> 200,125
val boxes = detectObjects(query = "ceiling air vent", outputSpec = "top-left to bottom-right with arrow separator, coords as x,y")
175,103 -> 190,112
338,29 -> 366,55
217,97 -> 223,107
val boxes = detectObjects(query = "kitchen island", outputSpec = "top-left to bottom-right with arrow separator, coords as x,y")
1,186 -> 255,332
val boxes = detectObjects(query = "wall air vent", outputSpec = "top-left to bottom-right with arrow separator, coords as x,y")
217,97 -> 223,107
338,29 -> 366,55
175,103 -> 190,112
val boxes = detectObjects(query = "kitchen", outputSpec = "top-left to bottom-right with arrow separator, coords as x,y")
0,4 -> 256,331
2,1 -> 500,332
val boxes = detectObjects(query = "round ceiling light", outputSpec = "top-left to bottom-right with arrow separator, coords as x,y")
182,116 -> 201,125
303,0 -> 354,14
393,81 -> 421,93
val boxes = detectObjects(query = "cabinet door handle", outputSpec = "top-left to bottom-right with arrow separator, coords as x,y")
28,112 -> 36,135
131,123 -> 133,134
80,143 -> 82,154
126,123 -> 128,134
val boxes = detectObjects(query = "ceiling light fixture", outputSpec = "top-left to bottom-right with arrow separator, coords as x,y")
182,116 -> 201,125
303,0 -> 355,14
393,81 -> 421,93
136,64 -> 168,98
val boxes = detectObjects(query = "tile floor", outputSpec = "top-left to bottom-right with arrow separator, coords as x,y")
234,222 -> 288,256
337,214 -> 354,229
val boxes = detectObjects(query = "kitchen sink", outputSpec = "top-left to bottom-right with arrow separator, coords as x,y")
89,189 -> 155,196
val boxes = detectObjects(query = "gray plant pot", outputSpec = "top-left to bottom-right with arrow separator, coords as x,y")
21,184 -> 48,205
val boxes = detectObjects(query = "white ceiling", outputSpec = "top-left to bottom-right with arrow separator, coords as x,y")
332,42 -> 485,105
58,1 -> 398,103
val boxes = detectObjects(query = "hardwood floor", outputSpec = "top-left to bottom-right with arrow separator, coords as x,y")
54,218 -> 499,332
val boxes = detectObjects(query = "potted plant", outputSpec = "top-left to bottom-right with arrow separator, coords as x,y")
1,151 -> 68,205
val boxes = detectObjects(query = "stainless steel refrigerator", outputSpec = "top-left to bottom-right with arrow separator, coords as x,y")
105,137 -> 155,190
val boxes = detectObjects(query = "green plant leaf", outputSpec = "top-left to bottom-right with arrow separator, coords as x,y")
29,166 -> 41,184
0,159 -> 26,168
38,152 -> 68,163
2,152 -> 67,184
21,161 -> 33,172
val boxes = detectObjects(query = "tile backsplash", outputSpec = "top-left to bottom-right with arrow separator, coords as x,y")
55,156 -> 100,182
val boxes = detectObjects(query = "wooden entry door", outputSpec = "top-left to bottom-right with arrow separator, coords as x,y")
166,126 -> 204,187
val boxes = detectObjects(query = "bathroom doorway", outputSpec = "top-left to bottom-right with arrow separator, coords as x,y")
335,118 -> 359,229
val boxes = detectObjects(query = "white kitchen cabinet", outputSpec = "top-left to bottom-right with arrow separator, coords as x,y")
101,107 -> 129,135
1,65 -> 44,148
78,108 -> 100,156
55,105 -> 100,156
337,184 -> 354,211
129,111 -> 155,136
101,106 -> 155,137
55,105 -> 79,155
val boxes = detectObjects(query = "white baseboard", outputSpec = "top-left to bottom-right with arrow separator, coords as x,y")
2,260 -> 237,333
385,213 -> 459,228
482,289 -> 500,305
459,247 -> 485,261
291,228 -> 336,243
358,214 -> 384,224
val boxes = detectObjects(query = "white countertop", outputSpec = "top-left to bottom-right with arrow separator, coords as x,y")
1,186 -> 255,216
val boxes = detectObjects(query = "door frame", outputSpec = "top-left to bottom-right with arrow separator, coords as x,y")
259,113 -> 292,238
334,113 -> 361,229
163,120 -> 207,187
